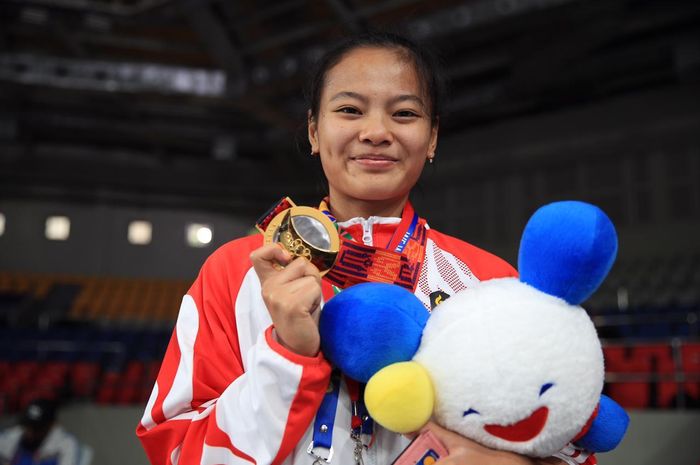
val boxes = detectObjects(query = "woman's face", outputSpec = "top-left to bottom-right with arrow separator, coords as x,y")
308,47 -> 438,208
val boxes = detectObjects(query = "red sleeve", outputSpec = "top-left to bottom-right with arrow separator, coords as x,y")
136,235 -> 331,465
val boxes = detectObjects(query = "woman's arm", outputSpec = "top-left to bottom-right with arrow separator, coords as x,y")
136,240 -> 331,465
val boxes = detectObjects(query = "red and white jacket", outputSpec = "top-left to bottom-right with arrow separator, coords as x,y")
137,212 -> 519,465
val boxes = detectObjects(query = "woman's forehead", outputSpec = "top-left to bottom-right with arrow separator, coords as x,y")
322,47 -> 423,100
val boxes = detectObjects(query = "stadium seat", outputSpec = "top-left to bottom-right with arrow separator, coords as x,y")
604,344 -> 677,408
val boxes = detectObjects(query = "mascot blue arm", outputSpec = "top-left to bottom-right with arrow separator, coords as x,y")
576,394 -> 629,452
319,282 -> 428,383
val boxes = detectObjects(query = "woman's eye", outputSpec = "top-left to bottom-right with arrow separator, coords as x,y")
337,107 -> 360,115
394,110 -> 419,118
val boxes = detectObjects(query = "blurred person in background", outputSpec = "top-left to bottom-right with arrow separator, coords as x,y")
0,399 -> 92,465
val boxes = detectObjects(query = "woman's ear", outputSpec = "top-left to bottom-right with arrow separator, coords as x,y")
428,118 -> 439,155
308,110 -> 319,154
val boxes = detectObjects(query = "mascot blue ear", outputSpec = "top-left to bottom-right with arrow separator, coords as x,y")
575,394 -> 630,452
319,283 -> 429,383
518,201 -> 617,305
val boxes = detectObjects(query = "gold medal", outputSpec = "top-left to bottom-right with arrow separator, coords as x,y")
256,198 -> 340,276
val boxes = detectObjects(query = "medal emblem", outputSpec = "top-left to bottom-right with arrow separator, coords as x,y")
256,198 -> 340,276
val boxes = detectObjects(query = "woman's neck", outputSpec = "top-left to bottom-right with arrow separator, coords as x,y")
328,192 -> 408,222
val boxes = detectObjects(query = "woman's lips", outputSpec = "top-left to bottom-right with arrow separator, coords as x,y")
350,155 -> 398,168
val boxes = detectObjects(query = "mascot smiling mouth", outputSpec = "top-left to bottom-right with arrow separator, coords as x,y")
484,407 -> 549,442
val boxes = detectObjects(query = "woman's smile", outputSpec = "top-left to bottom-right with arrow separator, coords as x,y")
350,153 -> 399,169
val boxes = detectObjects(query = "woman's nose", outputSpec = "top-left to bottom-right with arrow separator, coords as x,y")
359,114 -> 393,145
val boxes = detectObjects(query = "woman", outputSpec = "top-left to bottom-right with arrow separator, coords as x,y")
137,33 -> 584,465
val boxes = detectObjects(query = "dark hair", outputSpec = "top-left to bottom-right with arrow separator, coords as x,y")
305,32 -> 445,127
20,398 -> 57,428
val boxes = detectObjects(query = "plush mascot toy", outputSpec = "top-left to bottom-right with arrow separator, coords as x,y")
319,201 -> 629,458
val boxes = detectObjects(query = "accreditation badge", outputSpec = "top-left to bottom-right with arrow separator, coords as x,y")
255,197 -> 340,276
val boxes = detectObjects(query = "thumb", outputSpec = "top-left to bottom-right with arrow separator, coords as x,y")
250,244 -> 292,284
421,422 -> 476,465
419,421 -> 469,452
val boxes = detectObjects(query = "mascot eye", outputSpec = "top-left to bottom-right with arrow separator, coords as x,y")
462,408 -> 480,417
539,383 -> 554,396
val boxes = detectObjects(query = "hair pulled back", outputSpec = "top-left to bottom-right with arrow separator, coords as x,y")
305,32 -> 445,127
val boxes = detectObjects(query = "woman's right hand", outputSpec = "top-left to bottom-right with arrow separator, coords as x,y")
418,422 -> 556,465
250,244 -> 323,357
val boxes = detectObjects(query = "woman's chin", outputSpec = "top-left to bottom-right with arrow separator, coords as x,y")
352,188 -> 409,205
345,179 -> 413,201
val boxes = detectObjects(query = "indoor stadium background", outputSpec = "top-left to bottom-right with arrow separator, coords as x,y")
0,0 -> 699,463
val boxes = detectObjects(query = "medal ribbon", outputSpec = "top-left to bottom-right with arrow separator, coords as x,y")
320,199 -> 427,291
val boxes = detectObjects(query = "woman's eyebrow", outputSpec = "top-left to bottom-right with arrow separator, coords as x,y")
390,94 -> 425,108
329,91 -> 425,108
329,91 -> 367,103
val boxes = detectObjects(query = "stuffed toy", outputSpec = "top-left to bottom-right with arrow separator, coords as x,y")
319,201 -> 629,458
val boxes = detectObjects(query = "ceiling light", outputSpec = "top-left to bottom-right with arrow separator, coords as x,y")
187,223 -> 212,247
128,220 -> 152,245
45,216 -> 70,241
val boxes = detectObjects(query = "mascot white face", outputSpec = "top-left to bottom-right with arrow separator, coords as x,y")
415,278 -> 604,458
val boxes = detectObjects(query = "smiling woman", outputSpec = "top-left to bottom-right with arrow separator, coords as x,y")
308,46 -> 438,222
136,33 -> 582,465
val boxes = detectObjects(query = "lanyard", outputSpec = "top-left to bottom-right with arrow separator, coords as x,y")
320,202 -> 417,254
347,377 -> 375,441
309,372 -> 374,465
322,200 -> 426,291
308,371 -> 341,463
387,206 -> 418,254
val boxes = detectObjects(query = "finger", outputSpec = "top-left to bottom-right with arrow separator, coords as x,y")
424,422 -> 536,465
290,255 -> 322,278
271,277 -> 322,318
298,258 -> 322,283
250,244 -> 292,282
286,275 -> 323,296
434,456 -> 460,465
267,257 -> 321,286
262,276 -> 322,319
252,243 -> 292,265
420,422 -> 469,452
